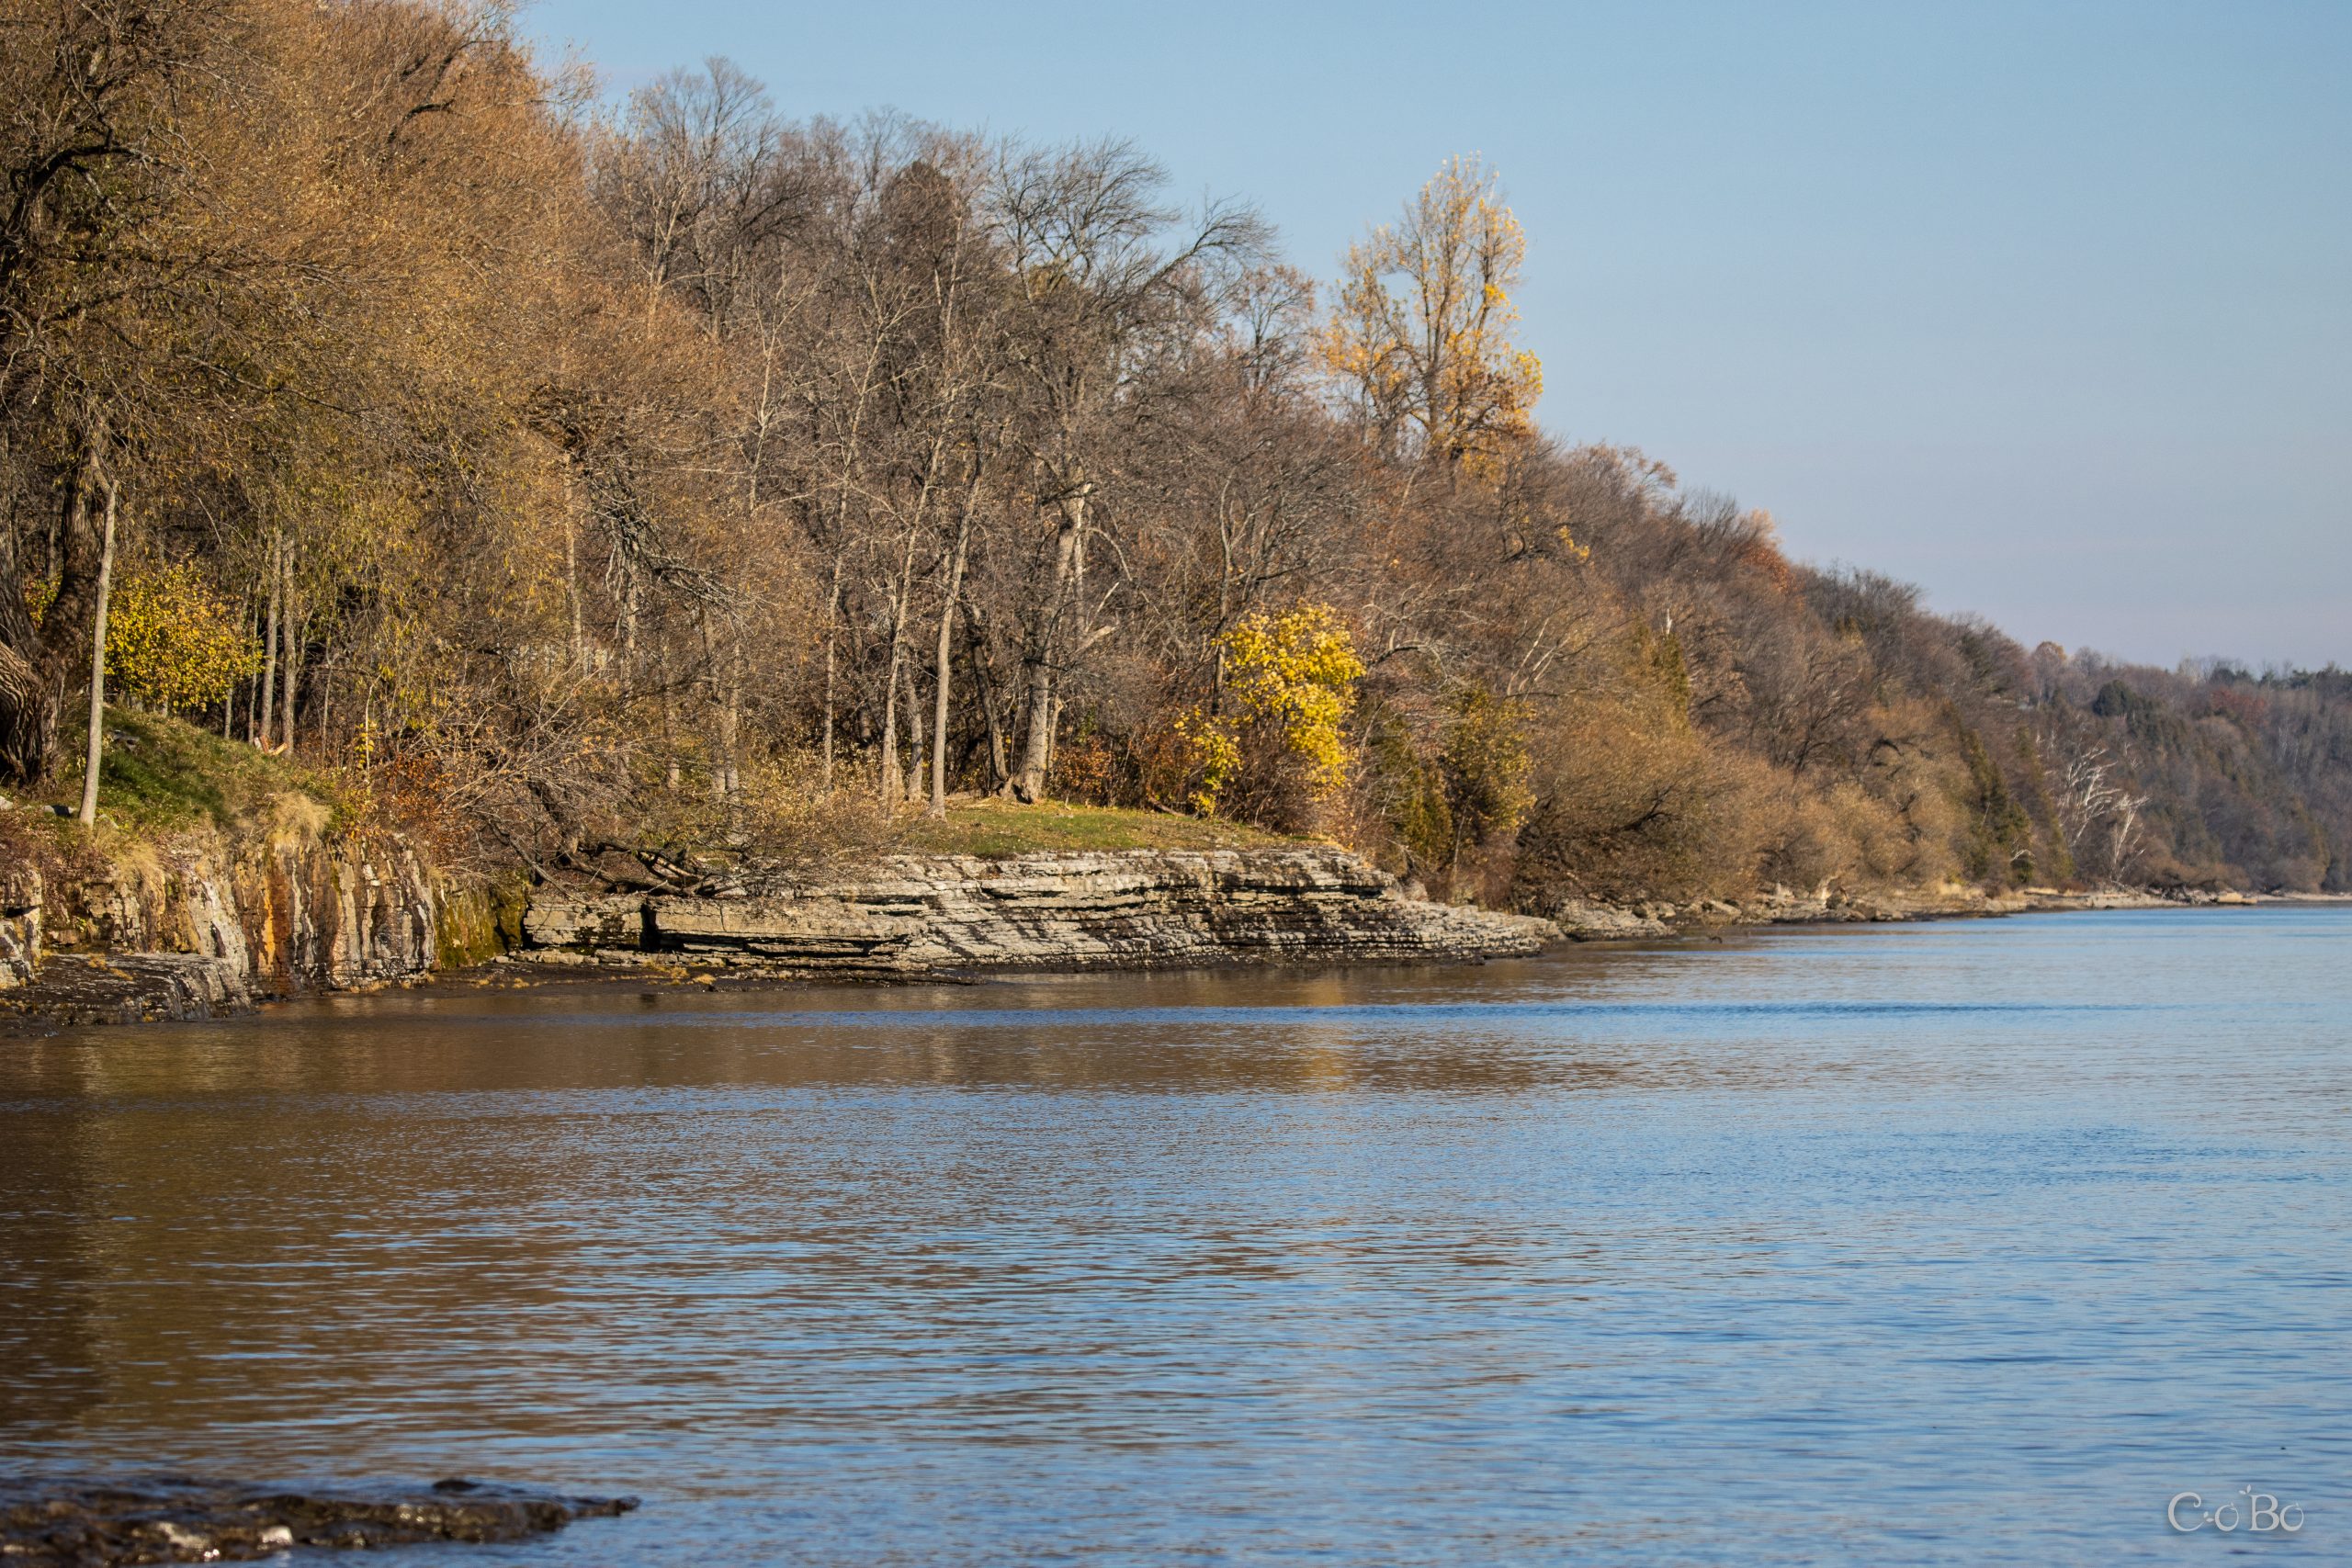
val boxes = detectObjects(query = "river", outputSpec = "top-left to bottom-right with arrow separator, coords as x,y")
4,905 -> 2347,1563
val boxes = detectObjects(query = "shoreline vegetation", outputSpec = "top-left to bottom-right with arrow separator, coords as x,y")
0,711 -> 2292,1032
3,4 -> 2346,1026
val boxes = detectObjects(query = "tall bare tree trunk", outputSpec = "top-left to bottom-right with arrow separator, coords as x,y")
893,658 -> 912,804
721,625 -> 744,803
77,480 -> 119,828
820,556 -> 842,789
1012,494 -> 1084,802
967,612 -> 1009,792
900,659 -> 923,802
255,530 -> 281,748
278,581 -> 300,758
0,640 -> 51,786
929,513 -> 971,818
819,334 -> 887,795
656,624 -> 681,792
0,473 -> 89,785
879,626 -> 903,810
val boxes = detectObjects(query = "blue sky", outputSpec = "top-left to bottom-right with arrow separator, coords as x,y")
526,0 -> 2351,668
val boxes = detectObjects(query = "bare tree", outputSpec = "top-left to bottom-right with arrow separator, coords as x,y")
984,141 -> 1265,799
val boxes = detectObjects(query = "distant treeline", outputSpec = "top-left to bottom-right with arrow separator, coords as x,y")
1,0 -> 2343,896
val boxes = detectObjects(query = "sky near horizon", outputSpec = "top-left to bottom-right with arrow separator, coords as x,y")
525,0 -> 2351,670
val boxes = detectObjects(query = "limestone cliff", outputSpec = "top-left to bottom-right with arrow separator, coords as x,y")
523,848 -> 1554,975
2,825 -> 500,1025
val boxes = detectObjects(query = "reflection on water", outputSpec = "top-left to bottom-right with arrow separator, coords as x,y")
4,908 -> 2349,1565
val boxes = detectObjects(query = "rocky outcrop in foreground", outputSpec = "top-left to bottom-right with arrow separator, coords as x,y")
1,815 -> 500,1026
0,953 -> 255,1026
0,1476 -> 636,1565
524,847 -> 1555,975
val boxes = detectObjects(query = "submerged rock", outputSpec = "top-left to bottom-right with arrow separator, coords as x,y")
1547,899 -> 1673,940
0,1475 -> 638,1564
0,952 -> 253,1028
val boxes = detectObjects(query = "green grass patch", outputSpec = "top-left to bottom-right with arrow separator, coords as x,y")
28,706 -> 338,835
894,797 -> 1297,858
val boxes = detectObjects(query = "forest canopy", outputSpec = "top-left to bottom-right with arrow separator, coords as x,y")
3,0 -> 2344,897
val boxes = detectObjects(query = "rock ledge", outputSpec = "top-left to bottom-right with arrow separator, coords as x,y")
524,847 -> 1552,974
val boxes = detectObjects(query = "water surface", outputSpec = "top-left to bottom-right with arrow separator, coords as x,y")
5,907 -> 2348,1563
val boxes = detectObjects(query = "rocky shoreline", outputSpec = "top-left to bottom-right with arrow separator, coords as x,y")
0,824 -> 501,1028
521,847 -> 1555,976
1546,881 -> 2260,940
0,833 -> 2288,1032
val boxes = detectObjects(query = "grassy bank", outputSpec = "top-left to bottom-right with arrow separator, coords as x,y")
6,710 -> 1295,872
2,708 -> 342,876
894,797 -> 1297,858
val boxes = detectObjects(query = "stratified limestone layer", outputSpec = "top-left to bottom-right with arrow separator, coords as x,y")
3,834 -> 458,1025
0,952 -> 251,1026
524,847 -> 1555,974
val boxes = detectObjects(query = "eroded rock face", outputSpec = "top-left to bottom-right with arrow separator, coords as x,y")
525,848 -> 1554,974
8,841 -> 1555,1025
4,835 -> 453,1026
52,837 -> 444,994
0,1476 -> 637,1566
0,865 -> 39,990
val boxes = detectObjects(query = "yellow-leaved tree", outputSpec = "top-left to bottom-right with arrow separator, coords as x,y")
1187,604 -> 1364,830
1321,155 -> 1544,473
106,564 -> 263,713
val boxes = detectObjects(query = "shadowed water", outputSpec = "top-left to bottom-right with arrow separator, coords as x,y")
3,906 -> 2347,1563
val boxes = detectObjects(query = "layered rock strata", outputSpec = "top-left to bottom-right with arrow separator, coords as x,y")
2,831 -> 492,1025
523,848 -> 1554,975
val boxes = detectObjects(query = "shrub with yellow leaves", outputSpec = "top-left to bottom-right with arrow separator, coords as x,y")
103,563 -> 264,711
1209,604 -> 1365,830
1171,705 -> 1242,817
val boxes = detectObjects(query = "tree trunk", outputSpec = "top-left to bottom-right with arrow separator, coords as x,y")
656,618 -> 681,792
0,473 -> 82,785
255,531 -> 281,749
878,626 -> 902,811
222,581 -> 249,739
720,625 -> 743,803
0,642 -> 53,786
901,659 -> 924,803
1012,493 -> 1084,802
968,612 -> 1009,793
279,595 -> 301,757
77,481 -> 119,827
820,556 -> 843,790
0,447 -> 109,786
929,513 -> 971,818
877,514 -> 928,808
